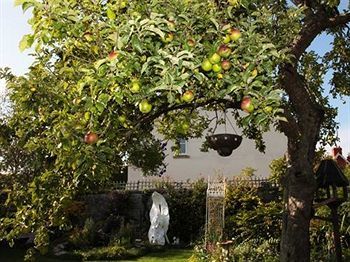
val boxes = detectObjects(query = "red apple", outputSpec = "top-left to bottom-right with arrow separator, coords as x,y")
84,131 -> 99,144
230,28 -> 241,41
187,38 -> 196,47
241,96 -> 254,113
108,51 -> 118,60
217,44 -> 231,58
182,90 -> 194,103
221,60 -> 231,70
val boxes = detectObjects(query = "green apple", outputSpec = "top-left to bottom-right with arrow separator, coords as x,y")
130,81 -> 140,93
182,90 -> 194,103
162,33 -> 174,43
181,122 -> 190,133
240,96 -> 254,113
201,59 -> 213,71
118,115 -> 127,123
83,32 -> 93,42
120,1 -> 127,8
228,0 -> 240,7
263,106 -> 273,114
230,28 -> 241,41
139,99 -> 152,113
251,69 -> 258,78
223,35 -> 231,44
209,53 -> 221,64
212,64 -> 222,73
177,122 -> 190,134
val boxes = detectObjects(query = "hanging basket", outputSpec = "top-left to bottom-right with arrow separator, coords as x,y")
207,133 -> 242,157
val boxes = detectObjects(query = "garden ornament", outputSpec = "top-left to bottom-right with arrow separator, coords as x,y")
148,191 -> 170,245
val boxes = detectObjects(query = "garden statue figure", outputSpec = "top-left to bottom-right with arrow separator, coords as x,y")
148,191 -> 170,245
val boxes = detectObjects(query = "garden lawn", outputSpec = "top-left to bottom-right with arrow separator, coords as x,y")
119,249 -> 192,262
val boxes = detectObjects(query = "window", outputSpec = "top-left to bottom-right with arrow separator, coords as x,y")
174,138 -> 190,158
179,138 -> 187,155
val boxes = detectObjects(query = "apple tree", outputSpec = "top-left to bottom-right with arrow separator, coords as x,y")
1,0 -> 350,261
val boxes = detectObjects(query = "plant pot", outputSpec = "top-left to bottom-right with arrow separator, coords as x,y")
207,133 -> 242,157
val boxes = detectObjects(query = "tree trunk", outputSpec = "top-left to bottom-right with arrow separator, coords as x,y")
280,151 -> 316,262
279,65 -> 324,262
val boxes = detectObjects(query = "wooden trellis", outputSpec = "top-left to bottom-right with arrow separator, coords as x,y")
205,178 -> 226,248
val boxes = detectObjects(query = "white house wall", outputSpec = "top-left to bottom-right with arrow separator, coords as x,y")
128,127 -> 287,181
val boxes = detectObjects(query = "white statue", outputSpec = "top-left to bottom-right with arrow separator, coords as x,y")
148,191 -> 170,245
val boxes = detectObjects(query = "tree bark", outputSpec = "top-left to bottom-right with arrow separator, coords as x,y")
280,146 -> 317,262
279,65 -> 324,262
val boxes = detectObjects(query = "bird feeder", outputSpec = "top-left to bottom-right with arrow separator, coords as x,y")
315,159 -> 349,202
313,159 -> 349,262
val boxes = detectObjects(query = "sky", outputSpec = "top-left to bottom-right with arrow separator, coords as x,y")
0,0 -> 349,155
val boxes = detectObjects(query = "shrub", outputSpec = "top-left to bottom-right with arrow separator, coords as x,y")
224,182 -> 282,242
68,218 -> 96,248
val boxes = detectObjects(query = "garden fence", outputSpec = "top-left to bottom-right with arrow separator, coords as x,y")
114,177 -> 278,191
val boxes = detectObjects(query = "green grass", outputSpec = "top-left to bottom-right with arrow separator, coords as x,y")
0,247 -> 77,262
119,249 -> 192,262
0,247 -> 192,262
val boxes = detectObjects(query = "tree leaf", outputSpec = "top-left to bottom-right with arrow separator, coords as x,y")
19,34 -> 34,52
210,18 -> 220,31
145,26 -> 165,39
14,0 -> 25,6
106,8 -> 116,20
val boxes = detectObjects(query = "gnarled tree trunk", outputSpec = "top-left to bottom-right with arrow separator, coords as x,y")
280,144 -> 317,262
279,63 -> 324,261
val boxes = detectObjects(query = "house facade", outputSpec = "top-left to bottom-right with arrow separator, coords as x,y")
128,126 -> 288,181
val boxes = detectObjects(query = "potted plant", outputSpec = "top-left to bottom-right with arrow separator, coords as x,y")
207,133 -> 242,157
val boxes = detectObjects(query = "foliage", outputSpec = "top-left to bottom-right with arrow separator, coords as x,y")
64,190 -> 132,249
189,176 -> 282,262
224,182 -> 282,242
1,0 -> 350,260
190,237 -> 280,262
68,218 -> 97,248
0,1 -> 290,255
268,156 -> 288,184
309,201 -> 350,262
239,166 -> 256,177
